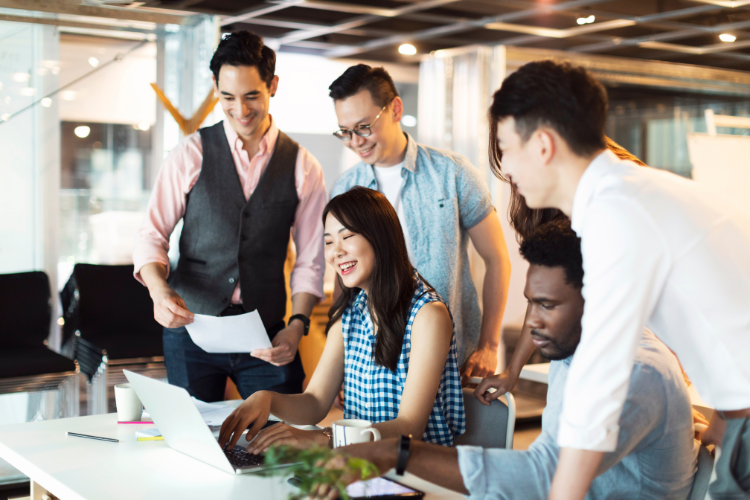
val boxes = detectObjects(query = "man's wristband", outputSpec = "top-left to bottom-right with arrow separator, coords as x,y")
288,314 -> 310,336
395,434 -> 412,476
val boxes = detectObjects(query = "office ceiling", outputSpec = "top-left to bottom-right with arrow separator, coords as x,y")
135,0 -> 750,71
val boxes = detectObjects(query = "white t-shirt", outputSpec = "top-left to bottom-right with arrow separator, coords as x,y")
373,162 -> 414,262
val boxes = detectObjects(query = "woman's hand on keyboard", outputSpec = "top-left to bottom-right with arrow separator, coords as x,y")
218,391 -> 272,450
247,423 -> 328,454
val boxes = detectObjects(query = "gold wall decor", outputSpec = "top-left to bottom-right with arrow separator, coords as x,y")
151,83 -> 219,135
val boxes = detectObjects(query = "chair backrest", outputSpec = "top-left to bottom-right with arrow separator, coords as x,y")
63,264 -> 163,359
0,271 -> 51,348
72,264 -> 160,336
688,444 -> 715,500
454,387 -> 516,449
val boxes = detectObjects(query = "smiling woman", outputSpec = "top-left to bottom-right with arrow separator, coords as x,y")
218,186 -> 466,453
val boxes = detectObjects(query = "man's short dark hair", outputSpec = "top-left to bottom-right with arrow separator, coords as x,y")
490,60 -> 608,157
520,219 -> 584,289
329,64 -> 399,107
210,31 -> 275,87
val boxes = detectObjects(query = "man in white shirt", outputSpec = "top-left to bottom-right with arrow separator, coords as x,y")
491,60 -> 750,499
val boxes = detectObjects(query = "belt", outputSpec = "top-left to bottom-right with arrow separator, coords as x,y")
720,408 -> 750,420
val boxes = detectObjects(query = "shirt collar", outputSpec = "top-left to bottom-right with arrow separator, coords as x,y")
352,289 -> 368,313
403,132 -> 417,173
222,115 -> 278,155
570,148 -> 619,234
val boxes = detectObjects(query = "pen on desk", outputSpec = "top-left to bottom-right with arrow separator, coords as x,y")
66,432 -> 119,443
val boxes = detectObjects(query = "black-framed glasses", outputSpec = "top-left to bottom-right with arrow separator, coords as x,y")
333,105 -> 387,141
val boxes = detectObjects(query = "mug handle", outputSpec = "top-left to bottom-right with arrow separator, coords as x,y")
361,428 -> 381,442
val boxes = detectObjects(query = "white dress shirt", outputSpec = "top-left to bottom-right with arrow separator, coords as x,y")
560,149 -> 750,452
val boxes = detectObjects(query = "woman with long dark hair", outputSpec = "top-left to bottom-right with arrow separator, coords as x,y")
219,186 -> 465,451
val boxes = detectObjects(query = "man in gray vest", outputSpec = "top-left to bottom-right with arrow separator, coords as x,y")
133,31 -> 327,402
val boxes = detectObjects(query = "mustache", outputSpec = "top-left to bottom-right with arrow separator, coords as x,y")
530,329 -> 552,342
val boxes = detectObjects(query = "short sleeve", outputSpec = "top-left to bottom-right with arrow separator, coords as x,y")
455,158 -> 494,230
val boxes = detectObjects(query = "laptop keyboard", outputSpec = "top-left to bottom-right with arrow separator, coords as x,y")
224,445 -> 265,468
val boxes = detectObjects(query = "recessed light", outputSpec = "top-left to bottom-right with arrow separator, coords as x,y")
41,97 -> 52,107
61,90 -> 77,101
88,57 -> 100,67
138,122 -> 151,131
577,15 -> 595,25
1,114 -> 10,121
74,125 -> 91,138
12,72 -> 30,83
19,87 -> 37,97
719,33 -> 736,42
398,44 -> 417,55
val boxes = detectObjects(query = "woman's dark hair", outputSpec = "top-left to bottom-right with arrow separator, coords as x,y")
520,219 -> 584,289
323,187 -> 416,372
210,31 -> 276,87
329,64 -> 399,107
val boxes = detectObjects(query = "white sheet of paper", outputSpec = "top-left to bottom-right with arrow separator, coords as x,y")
184,310 -> 272,353
191,398 -> 236,427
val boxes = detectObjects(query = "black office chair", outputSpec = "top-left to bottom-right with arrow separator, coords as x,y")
0,271 -> 79,417
61,264 -> 166,413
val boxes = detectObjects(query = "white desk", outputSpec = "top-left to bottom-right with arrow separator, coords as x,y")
0,411 -> 463,500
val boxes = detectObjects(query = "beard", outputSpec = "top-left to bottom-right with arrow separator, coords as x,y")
531,328 -> 579,361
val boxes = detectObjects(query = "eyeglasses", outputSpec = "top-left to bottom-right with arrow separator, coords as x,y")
333,105 -> 387,141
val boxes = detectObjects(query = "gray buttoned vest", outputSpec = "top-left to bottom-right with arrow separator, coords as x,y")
168,121 -> 299,331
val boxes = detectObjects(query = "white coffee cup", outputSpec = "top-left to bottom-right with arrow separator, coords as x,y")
331,419 -> 381,448
114,383 -> 143,422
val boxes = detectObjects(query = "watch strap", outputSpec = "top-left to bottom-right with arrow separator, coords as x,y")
396,434 -> 412,476
288,314 -> 310,336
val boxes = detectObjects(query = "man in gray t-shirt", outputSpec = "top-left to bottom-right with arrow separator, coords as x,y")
328,64 -> 511,380
332,220 -> 698,499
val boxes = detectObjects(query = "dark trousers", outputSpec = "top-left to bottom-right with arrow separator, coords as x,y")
163,310 -> 305,402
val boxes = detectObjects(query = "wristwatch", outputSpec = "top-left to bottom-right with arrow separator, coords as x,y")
396,434 -> 412,476
288,314 -> 310,336
322,427 -> 333,448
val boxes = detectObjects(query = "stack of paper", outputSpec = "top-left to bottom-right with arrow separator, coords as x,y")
135,428 -> 163,441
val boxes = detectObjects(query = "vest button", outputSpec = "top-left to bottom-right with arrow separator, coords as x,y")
228,277 -> 235,284
243,212 -> 249,218
241,235 -> 247,242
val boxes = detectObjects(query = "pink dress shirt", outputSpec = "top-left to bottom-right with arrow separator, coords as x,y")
133,117 -> 326,304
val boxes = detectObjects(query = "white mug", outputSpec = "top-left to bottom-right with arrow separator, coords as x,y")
114,383 -> 143,422
332,419 -> 381,448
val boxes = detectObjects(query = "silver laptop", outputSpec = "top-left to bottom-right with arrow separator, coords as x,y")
124,370 -> 292,475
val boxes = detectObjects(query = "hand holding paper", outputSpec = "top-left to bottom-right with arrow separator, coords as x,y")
184,310 -> 271,353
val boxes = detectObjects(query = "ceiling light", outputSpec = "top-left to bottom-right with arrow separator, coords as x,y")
0,82 -> 3,91
402,115 -> 417,127
137,122 -> 151,131
719,33 -> 736,42
577,15 -> 595,25
398,44 -> 417,55
52,67 -> 60,75
12,72 -> 30,83
88,57 -> 100,67
61,90 -> 77,101
1,114 -> 10,121
74,126 -> 91,138
19,87 -> 37,97
41,98 -> 52,108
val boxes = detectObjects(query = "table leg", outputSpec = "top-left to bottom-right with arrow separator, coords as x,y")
31,480 -> 59,500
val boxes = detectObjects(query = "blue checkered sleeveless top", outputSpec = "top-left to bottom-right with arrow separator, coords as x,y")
341,273 -> 466,446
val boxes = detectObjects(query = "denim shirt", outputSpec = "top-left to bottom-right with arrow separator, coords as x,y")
331,133 -> 494,365
457,329 -> 698,500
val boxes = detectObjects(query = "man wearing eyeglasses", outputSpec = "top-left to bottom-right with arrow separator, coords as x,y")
133,31 -> 326,402
329,65 -> 511,381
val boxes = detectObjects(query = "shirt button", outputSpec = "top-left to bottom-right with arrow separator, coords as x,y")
228,277 -> 235,284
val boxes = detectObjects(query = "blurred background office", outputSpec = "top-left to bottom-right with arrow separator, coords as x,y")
1,0 -> 749,493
